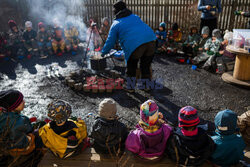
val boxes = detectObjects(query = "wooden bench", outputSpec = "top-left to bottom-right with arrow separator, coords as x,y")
38,147 -> 218,167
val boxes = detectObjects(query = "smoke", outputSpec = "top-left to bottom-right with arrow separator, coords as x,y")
27,0 -> 87,40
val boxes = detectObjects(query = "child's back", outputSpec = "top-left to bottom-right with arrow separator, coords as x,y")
211,109 -> 246,166
90,98 -> 128,153
126,100 -> 172,160
166,106 -> 215,166
90,117 -> 128,153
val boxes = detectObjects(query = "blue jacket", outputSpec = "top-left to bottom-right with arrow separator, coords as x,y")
155,30 -> 167,44
198,0 -> 222,19
0,112 -> 33,149
211,133 -> 246,166
102,13 -> 156,62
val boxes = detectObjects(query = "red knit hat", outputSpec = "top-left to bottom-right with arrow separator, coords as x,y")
8,20 -> 17,29
38,22 -> 45,29
178,106 -> 200,127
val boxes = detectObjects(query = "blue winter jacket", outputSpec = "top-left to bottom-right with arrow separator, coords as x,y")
198,0 -> 222,19
102,13 -> 156,62
211,133 -> 246,167
0,112 -> 33,149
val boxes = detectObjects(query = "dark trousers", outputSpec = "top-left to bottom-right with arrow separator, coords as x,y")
200,18 -> 217,36
127,41 -> 156,79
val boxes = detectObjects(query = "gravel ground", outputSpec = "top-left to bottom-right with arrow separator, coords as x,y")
0,54 -> 249,132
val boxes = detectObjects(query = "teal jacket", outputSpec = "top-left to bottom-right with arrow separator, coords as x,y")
211,133 -> 246,166
0,112 -> 33,149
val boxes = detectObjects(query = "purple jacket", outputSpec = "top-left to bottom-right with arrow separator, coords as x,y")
125,123 -> 172,158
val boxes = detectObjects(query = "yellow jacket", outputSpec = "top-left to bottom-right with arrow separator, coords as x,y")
39,119 -> 87,158
64,27 -> 79,42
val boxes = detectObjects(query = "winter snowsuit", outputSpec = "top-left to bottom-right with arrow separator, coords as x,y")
52,27 -> 66,54
198,0 -> 222,35
211,133 -> 246,166
183,32 -> 201,56
23,29 -> 38,53
126,123 -> 172,160
216,43 -> 236,72
238,110 -> 250,146
7,29 -> 24,56
155,30 -> 167,48
102,9 -> 156,79
193,38 -> 221,68
0,111 -> 35,155
166,127 -> 215,166
193,36 -> 210,56
64,27 -> 79,51
37,30 -> 52,54
39,119 -> 87,159
90,117 -> 128,153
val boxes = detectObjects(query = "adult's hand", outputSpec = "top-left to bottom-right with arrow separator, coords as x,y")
206,5 -> 211,10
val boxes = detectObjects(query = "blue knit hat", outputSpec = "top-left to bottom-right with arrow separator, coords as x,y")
215,109 -> 238,135
159,22 -> 166,29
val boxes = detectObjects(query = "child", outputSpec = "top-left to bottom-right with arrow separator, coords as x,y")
39,100 -> 87,159
23,21 -> 38,58
52,19 -> 66,56
64,22 -> 79,53
126,100 -> 172,160
7,20 -> 25,58
99,17 -> 110,43
90,98 -> 128,153
238,110 -> 250,146
183,26 -> 200,57
0,90 -> 37,166
216,30 -> 236,74
86,19 -> 102,51
166,106 -> 215,166
170,23 -> 182,43
193,26 -> 210,56
192,29 -> 221,70
211,109 -> 246,166
155,22 -> 167,53
37,22 -> 52,57
166,23 -> 182,54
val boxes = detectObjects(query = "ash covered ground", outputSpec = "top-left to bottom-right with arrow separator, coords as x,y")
0,54 -> 249,132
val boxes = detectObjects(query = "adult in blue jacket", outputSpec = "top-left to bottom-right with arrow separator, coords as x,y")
198,0 -> 222,36
102,1 -> 156,84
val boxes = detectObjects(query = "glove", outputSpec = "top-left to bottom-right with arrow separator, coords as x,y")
234,10 -> 242,15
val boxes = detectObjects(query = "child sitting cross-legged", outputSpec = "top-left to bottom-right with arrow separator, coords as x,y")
155,22 -> 167,53
211,109 -> 246,166
90,98 -> 129,154
166,106 -> 215,166
126,100 -> 172,161
193,26 -> 210,57
39,100 -> 88,159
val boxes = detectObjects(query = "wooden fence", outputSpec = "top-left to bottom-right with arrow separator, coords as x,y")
84,0 -> 250,33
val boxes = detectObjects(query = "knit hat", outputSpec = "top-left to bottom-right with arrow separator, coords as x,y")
8,20 -> 17,29
140,100 -> 159,126
25,21 -> 32,28
99,98 -> 117,120
212,29 -> 221,39
47,100 -> 72,124
0,90 -> 24,112
215,109 -> 238,135
102,17 -> 109,25
38,22 -> 45,29
201,26 -> 210,35
172,23 -> 179,31
223,30 -> 233,40
178,106 -> 200,127
113,0 -> 127,14
159,22 -> 166,29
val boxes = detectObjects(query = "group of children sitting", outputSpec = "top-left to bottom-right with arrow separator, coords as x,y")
0,89 -> 249,166
0,18 -> 111,61
155,23 -> 235,74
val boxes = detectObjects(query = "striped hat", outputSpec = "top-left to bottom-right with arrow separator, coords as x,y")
140,99 -> 159,126
0,90 -> 24,112
178,106 -> 200,127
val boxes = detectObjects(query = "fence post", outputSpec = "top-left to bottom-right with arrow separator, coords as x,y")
229,0 -> 237,30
